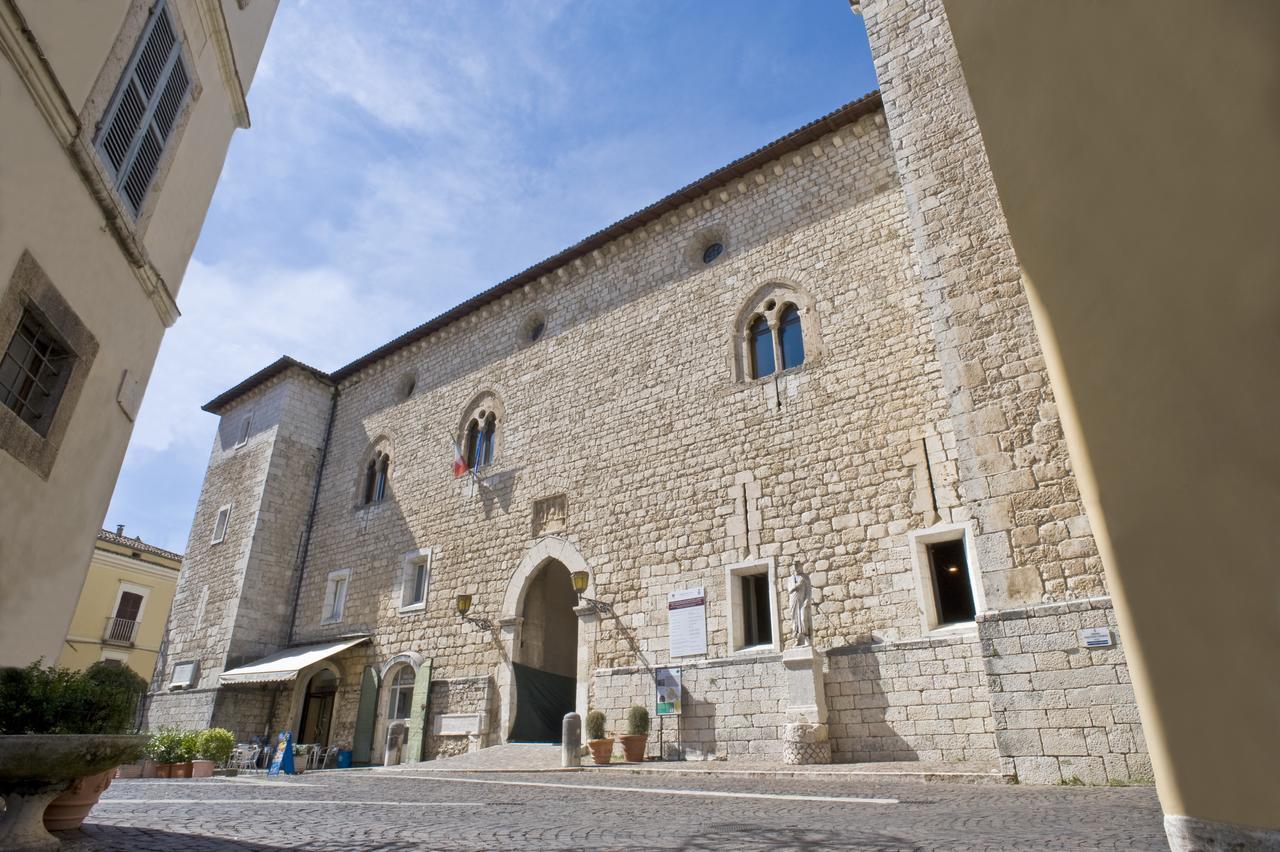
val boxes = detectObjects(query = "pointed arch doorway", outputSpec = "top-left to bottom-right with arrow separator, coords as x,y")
508,559 -> 578,742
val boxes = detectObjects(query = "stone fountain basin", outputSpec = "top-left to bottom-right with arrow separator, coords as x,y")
0,735 -> 147,851
0,735 -> 148,794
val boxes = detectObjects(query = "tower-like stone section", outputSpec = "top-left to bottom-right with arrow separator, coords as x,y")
852,0 -> 1148,786
145,363 -> 333,737
854,0 -> 1097,607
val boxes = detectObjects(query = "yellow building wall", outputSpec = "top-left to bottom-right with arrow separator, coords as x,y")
57,542 -> 180,682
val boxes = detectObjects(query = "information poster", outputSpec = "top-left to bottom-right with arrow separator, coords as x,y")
667,587 -> 707,658
267,731 -> 294,776
655,667 -> 682,716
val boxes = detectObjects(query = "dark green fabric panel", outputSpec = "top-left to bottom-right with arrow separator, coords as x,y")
509,662 -> 575,743
352,666 -> 378,764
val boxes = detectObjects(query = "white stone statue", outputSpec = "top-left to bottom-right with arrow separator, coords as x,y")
787,563 -> 812,645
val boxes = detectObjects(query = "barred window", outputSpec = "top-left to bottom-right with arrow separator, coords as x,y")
94,0 -> 191,216
0,309 -> 73,436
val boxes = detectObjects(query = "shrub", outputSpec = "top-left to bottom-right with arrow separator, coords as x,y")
198,728 -> 236,765
146,728 -> 187,765
626,704 -> 650,736
0,661 -> 146,735
179,729 -> 202,762
585,710 -> 606,741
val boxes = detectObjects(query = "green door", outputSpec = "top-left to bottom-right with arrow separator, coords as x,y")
352,666 -> 378,765
405,661 -> 432,762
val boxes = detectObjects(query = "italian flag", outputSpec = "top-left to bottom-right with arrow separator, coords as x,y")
452,436 -> 468,479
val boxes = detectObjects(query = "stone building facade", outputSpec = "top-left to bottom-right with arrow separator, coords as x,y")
147,81 -> 1149,782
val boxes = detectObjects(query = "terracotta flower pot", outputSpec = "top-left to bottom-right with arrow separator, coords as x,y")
191,759 -> 215,778
43,767 -> 114,831
586,738 -> 614,765
172,761 -> 193,778
619,734 -> 648,763
154,763 -> 174,778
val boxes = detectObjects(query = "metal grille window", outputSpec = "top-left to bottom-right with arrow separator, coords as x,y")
94,0 -> 191,216
0,310 -> 73,435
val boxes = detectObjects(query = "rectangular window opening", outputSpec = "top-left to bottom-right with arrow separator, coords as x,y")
234,415 -> 251,448
0,309 -> 73,436
741,573 -> 772,647
400,553 -> 430,611
927,538 -> 976,625
211,505 -> 231,544
323,570 -> 351,623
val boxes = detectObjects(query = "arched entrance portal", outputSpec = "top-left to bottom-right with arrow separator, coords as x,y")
508,559 -> 578,742
298,669 -> 337,746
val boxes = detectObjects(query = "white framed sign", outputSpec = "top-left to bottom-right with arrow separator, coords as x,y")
1079,627 -> 1113,648
667,587 -> 707,658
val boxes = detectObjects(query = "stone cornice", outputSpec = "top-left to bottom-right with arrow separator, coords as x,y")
0,0 -> 181,328
197,0 -> 250,129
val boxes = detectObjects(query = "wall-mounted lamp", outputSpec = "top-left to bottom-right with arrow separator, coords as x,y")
570,570 -> 611,613
455,593 -> 489,628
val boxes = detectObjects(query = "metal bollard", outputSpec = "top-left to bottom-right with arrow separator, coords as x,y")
561,712 -> 582,768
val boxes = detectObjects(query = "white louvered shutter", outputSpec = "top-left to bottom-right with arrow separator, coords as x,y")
95,1 -> 191,216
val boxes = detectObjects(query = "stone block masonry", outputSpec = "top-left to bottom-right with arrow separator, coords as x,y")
147,80 -> 1144,784
980,597 -> 1149,784
826,633 -> 996,763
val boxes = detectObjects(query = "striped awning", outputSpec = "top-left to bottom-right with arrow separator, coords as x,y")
219,637 -> 369,685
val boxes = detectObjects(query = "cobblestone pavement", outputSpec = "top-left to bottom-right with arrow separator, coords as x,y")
63,770 -> 1169,851
389,745 -> 1007,784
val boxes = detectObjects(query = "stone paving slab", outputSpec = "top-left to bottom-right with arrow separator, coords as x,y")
60,769 -> 1170,850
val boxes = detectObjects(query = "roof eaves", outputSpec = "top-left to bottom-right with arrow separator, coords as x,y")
328,90 -> 882,383
201,356 -> 333,414
205,91 -> 882,403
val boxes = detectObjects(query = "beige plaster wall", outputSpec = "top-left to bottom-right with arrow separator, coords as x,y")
941,0 -> 1279,834
0,0 -> 277,667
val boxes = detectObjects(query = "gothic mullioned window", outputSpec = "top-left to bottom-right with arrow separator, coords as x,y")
362,450 -> 390,505
465,412 -> 497,470
778,304 -> 805,370
738,289 -> 812,381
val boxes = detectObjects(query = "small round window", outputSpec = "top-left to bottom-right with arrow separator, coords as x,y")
528,319 -> 545,342
702,242 -> 724,264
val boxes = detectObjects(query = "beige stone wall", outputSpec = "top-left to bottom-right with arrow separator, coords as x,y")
291,110 -> 953,693
826,634 -> 996,763
163,78 -> 1126,773
856,0 -> 1102,607
979,598 -> 1147,784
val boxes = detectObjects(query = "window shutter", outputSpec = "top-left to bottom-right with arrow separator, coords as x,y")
95,1 -> 191,216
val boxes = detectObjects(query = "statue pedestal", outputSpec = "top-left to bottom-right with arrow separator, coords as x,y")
780,646 -> 831,764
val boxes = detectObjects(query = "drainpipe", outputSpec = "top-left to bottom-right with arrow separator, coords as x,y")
286,386 -> 339,646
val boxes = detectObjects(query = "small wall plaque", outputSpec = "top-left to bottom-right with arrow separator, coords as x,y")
532,494 -> 567,537
1079,627 -> 1113,648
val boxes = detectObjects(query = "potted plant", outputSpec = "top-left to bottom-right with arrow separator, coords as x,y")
0,660 -> 148,845
619,704 -> 649,762
172,730 -> 200,778
585,710 -> 613,765
145,728 -> 186,778
194,728 -> 234,778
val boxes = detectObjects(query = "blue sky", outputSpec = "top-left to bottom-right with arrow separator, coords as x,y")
106,1 -> 879,554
